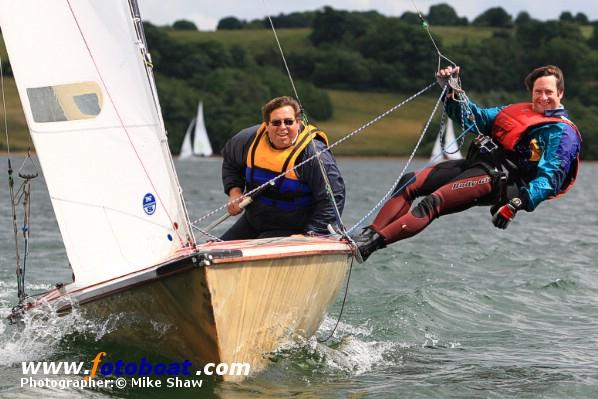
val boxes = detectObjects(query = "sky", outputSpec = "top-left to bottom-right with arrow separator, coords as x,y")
137,0 -> 598,31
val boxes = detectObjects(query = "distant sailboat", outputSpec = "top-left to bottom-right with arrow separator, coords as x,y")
430,119 -> 463,162
179,102 -> 213,158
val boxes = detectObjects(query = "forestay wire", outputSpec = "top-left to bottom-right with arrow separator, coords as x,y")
262,0 -> 347,235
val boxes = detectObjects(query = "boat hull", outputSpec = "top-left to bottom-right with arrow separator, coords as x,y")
26,237 -> 352,381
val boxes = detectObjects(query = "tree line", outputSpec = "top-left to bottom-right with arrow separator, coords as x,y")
3,4 -> 596,158
159,5 -> 598,158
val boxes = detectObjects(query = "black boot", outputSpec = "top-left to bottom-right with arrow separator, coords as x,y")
351,226 -> 386,263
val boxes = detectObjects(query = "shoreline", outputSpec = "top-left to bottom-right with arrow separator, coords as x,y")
2,152 -> 597,163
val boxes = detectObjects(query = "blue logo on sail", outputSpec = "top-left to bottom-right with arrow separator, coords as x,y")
143,193 -> 157,215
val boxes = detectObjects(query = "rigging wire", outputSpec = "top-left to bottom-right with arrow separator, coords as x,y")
262,0 -> 347,234
192,0 -> 489,239
189,82 -> 436,231
348,85 -> 448,234
1,53 -> 39,302
317,256 -> 354,343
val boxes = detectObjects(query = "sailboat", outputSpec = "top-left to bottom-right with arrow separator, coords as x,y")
179,102 -> 213,158
0,0 -> 352,381
430,119 -> 463,163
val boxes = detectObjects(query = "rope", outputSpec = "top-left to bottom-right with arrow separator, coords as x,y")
348,85 -> 447,234
1,50 -> 26,301
0,53 -> 10,154
263,2 -> 347,234
262,0 -> 302,107
317,256 -> 354,343
189,82 -> 436,232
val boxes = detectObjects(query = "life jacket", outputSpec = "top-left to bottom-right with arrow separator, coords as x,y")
245,123 -> 329,211
491,102 -> 582,197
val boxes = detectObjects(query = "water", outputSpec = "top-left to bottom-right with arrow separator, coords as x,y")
1,156 -> 597,398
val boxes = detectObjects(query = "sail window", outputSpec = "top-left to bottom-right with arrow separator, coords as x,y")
26,82 -> 103,123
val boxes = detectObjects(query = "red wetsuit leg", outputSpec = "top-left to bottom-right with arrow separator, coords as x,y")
379,169 -> 493,244
371,160 -> 468,232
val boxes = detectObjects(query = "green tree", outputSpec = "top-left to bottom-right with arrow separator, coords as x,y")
575,12 -> 589,24
268,11 -> 315,28
588,22 -> 598,49
473,7 -> 513,27
357,18 -> 438,91
154,74 -> 201,153
400,11 -> 420,25
514,11 -> 532,25
172,19 -> 197,30
217,16 -> 244,30
310,7 -> 382,46
559,11 -> 574,22
427,3 -> 464,26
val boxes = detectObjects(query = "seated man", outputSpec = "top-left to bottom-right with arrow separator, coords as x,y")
354,65 -> 582,261
220,96 -> 345,240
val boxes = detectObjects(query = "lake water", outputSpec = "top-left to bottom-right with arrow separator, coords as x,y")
1,156 -> 597,398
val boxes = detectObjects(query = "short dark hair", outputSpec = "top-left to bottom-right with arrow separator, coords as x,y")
261,96 -> 301,123
524,65 -> 564,94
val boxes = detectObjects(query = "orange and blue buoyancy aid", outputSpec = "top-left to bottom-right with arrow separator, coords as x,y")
490,102 -> 582,196
245,123 -> 329,211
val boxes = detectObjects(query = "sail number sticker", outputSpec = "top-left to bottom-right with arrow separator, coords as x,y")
143,193 -> 157,215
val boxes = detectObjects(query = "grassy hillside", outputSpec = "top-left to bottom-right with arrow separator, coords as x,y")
317,90 -> 438,156
166,25 -> 506,49
166,27 -> 314,52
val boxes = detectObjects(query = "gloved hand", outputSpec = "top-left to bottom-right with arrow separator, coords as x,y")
492,197 -> 523,229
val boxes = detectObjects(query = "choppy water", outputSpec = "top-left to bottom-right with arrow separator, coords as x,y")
1,156 -> 597,398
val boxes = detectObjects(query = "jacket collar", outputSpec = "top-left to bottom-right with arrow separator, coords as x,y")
544,106 -> 568,118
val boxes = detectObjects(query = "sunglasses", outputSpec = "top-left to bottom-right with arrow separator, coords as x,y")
269,118 -> 295,127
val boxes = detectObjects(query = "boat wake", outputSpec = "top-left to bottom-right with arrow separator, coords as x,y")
270,315 -> 402,376
0,285 -> 122,367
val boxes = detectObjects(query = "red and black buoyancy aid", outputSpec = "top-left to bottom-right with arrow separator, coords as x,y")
490,102 -> 582,196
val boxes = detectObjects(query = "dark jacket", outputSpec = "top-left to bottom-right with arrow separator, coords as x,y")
221,124 -> 345,234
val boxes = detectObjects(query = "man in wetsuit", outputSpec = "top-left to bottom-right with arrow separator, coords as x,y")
220,96 -> 345,240
353,65 -> 582,261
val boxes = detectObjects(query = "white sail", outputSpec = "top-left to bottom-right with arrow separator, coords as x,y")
430,119 -> 463,163
0,0 -> 195,287
192,102 -> 213,157
444,119 -> 463,160
179,117 -> 195,159
179,102 -> 212,159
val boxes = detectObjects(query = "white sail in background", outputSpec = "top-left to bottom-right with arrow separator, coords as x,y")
430,119 -> 463,163
179,102 -> 212,158
0,0 -> 195,287
192,102 -> 213,157
179,118 -> 195,159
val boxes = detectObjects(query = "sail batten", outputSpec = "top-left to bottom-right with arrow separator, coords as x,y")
0,0 -> 194,287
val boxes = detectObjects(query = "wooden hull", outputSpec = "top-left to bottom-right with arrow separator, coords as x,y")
26,237 -> 352,381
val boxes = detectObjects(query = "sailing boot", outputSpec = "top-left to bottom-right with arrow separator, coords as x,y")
351,226 -> 387,263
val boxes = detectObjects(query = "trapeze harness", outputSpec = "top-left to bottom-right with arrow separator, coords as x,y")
246,123 -> 329,211
489,102 -> 581,198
